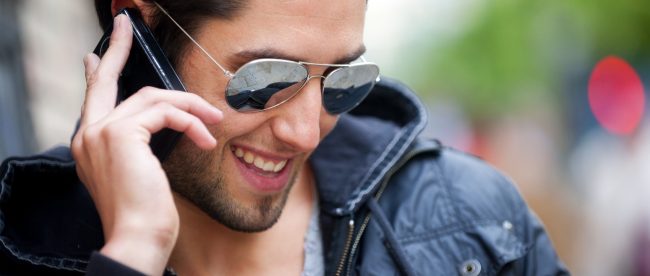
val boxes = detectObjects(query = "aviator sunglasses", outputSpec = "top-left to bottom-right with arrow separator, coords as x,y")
154,2 -> 380,114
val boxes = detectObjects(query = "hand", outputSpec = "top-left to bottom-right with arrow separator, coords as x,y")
71,14 -> 223,275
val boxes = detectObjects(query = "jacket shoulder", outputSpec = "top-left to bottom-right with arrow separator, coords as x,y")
365,142 -> 567,275
380,143 -> 525,228
434,147 -> 525,222
0,146 -> 102,274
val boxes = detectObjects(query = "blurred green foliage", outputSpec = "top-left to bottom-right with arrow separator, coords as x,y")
405,0 -> 650,119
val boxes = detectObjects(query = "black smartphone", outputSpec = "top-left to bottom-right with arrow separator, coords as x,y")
93,8 -> 185,161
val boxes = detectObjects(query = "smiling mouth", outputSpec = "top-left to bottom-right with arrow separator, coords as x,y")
231,146 -> 288,174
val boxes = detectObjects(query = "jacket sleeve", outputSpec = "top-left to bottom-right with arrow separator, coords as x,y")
86,251 -> 146,276
499,210 -> 570,275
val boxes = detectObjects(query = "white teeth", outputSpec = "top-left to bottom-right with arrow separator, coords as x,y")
234,146 -> 288,173
263,161 -> 275,172
253,156 -> 265,169
244,152 -> 254,164
273,160 -> 287,172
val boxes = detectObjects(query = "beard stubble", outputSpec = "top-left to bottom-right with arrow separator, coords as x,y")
162,139 -> 300,233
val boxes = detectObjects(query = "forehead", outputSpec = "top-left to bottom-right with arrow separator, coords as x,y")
245,0 -> 366,21
196,0 -> 367,65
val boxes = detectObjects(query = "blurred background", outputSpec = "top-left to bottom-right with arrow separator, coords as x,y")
1,0 -> 649,274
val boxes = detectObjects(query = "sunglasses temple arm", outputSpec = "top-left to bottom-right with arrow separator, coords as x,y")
153,1 -> 234,78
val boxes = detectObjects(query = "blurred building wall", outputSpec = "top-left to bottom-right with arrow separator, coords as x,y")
0,0 -> 36,159
18,0 -> 100,151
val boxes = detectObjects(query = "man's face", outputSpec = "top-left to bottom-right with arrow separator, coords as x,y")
163,0 -> 367,232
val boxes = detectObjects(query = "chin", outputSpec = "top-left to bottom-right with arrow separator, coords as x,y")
165,156 -> 299,233
173,176 -> 293,233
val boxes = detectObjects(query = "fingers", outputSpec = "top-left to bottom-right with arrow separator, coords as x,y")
82,14 -> 133,126
96,14 -> 133,83
133,103 -> 218,150
111,87 -> 224,125
88,88 -> 223,150
80,53 -> 101,116
109,89 -> 223,149
84,53 -> 100,80
89,101 -> 219,154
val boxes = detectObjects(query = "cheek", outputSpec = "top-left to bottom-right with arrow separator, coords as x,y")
178,50 -> 230,110
210,109 -> 259,140
319,112 -> 339,139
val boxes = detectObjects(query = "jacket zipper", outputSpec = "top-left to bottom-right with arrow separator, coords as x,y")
341,166 -> 397,276
338,146 -> 430,275
335,218 -> 355,276
345,214 -> 372,275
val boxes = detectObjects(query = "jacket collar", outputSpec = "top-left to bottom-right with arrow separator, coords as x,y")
310,77 -> 427,216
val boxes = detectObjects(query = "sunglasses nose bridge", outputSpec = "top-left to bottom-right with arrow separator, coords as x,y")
302,75 -> 326,90
289,75 -> 326,108
305,75 -> 325,81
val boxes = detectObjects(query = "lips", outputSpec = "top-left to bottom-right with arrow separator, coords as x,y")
230,145 -> 292,193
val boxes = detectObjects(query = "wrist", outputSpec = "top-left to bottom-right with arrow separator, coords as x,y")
101,223 -> 178,275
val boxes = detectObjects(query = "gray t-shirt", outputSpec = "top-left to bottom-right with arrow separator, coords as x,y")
301,195 -> 324,276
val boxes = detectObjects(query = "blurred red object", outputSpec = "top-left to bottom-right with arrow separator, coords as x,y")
588,56 -> 645,135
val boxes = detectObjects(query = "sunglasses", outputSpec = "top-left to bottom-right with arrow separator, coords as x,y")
154,2 -> 380,114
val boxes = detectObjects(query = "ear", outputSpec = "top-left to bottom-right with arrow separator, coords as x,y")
111,0 -> 156,25
110,0 -> 136,16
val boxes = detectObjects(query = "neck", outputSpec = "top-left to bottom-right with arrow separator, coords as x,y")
168,166 -> 316,276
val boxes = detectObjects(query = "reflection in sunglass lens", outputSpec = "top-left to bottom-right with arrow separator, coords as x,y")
323,64 -> 380,114
226,60 -> 308,112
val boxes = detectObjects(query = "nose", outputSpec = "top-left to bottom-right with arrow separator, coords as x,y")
269,76 -> 324,152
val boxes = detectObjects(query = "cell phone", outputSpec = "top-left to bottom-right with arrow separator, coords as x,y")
92,8 -> 186,161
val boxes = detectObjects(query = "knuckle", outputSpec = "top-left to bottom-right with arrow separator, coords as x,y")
176,93 -> 203,111
85,72 -> 98,86
186,92 -> 202,101
82,125 -> 103,145
154,101 -> 175,114
87,73 -> 115,90
182,114 -> 202,132
101,122 -> 124,141
187,93 -> 208,106
132,86 -> 159,102
189,114 -> 202,125
139,86 -> 158,96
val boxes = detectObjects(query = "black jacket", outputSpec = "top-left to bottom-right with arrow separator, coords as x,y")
0,78 -> 569,275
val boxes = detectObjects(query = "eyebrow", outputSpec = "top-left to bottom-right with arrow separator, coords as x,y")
229,45 -> 367,69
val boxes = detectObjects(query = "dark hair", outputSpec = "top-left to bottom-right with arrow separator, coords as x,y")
94,0 -> 245,67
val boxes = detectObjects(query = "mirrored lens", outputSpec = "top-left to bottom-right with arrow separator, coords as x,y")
226,60 -> 308,112
323,64 -> 380,114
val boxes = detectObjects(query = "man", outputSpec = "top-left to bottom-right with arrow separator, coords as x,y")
0,0 -> 569,275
